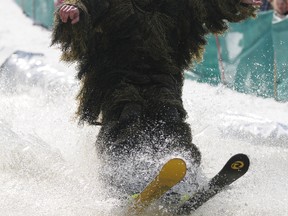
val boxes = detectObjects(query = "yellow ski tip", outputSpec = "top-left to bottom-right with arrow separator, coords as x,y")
129,158 -> 187,215
158,158 -> 187,187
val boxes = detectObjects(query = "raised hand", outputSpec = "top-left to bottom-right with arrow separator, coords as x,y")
59,4 -> 80,24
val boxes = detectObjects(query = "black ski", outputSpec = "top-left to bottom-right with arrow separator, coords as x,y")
174,153 -> 250,215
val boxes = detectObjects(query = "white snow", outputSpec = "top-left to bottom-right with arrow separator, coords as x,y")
0,1 -> 288,215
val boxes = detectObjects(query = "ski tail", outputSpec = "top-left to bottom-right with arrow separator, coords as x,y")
175,154 -> 250,215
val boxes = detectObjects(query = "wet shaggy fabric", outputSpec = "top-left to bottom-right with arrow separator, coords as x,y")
52,0 -> 256,162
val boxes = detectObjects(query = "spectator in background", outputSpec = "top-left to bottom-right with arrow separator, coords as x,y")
270,0 -> 288,21
260,0 -> 273,10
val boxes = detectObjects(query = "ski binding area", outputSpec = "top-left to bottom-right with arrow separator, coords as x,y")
127,154 -> 249,215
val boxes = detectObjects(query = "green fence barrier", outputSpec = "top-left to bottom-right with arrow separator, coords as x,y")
14,0 -> 54,29
186,11 -> 288,102
186,35 -> 221,86
272,18 -> 288,101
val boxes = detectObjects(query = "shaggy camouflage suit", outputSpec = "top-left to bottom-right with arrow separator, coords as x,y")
52,0 -> 256,164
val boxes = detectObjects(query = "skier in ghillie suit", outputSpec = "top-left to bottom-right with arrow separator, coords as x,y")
52,0 -> 261,191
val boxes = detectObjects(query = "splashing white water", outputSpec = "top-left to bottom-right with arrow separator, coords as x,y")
1,1 -> 288,215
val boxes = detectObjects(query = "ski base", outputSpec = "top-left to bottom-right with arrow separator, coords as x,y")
174,153 -> 250,215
